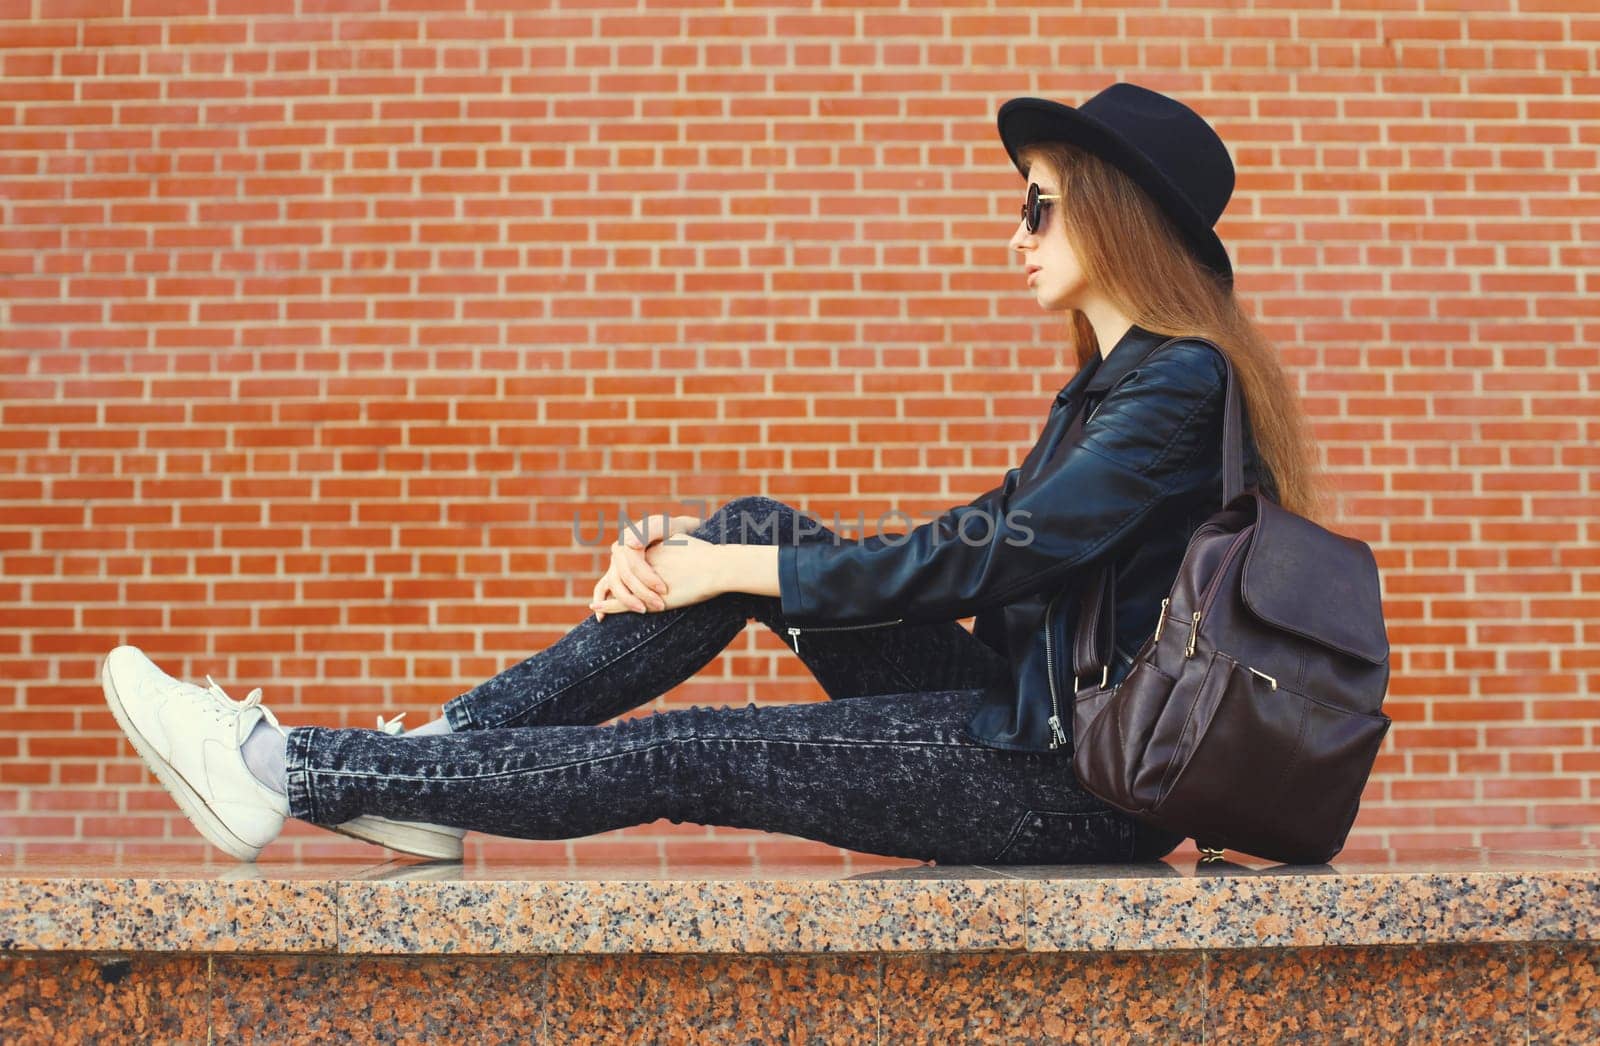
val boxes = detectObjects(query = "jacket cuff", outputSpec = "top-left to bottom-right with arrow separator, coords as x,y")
777,542 -> 818,625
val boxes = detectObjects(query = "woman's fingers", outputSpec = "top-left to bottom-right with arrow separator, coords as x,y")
590,515 -> 683,620
613,550 -> 664,612
591,569 -> 620,621
615,522 -> 670,591
591,564 -> 642,620
620,512 -> 669,551
614,543 -> 659,601
612,540 -> 667,603
598,560 -> 643,615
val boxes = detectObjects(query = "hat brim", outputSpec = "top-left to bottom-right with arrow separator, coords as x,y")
998,96 -> 1233,285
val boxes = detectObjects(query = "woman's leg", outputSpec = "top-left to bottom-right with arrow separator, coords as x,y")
440,495 -> 1011,732
284,686 -> 1177,865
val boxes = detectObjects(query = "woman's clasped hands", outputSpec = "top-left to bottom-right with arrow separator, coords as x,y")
589,513 -> 723,622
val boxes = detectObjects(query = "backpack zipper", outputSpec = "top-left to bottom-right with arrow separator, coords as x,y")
785,618 -> 903,656
1184,526 -> 1254,658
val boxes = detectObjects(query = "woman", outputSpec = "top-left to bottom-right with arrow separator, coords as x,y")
101,82 -> 1330,866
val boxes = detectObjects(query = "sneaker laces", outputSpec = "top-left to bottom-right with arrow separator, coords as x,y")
376,713 -> 406,736
201,674 -> 284,742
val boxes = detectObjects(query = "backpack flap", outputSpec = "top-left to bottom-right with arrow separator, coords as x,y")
1237,496 -> 1390,667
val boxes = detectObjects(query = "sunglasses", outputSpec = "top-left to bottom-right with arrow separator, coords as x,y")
1021,182 -> 1062,234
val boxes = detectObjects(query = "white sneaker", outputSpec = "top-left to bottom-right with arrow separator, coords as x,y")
100,645 -> 289,862
322,713 -> 467,862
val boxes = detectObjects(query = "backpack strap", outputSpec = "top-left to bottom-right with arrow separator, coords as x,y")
1069,335 -> 1248,686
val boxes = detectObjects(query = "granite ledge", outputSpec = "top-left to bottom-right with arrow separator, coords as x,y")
0,847 -> 1596,957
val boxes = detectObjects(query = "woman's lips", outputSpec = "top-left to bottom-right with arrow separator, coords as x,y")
1026,267 -> 1041,283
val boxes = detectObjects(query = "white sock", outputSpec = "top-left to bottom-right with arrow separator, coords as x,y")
407,715 -> 453,736
241,712 -> 448,797
240,718 -> 287,795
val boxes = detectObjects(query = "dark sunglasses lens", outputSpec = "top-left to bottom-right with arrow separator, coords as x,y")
1025,183 -> 1039,231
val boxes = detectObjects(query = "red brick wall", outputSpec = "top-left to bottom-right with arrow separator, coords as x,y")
2,2 -> 1596,867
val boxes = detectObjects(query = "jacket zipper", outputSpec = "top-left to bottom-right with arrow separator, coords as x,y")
1043,591 -> 1068,749
785,618 -> 903,656
1042,391 -> 1102,750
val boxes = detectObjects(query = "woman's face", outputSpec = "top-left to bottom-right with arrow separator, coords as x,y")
1010,167 -> 1090,312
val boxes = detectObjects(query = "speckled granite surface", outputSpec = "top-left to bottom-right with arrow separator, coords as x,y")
2,849 -> 1598,1042
11,945 -> 1597,1043
0,847 -> 1596,956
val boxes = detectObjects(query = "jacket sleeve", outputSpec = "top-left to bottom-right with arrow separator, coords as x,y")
777,341 -> 1227,627
962,464 -> 1023,512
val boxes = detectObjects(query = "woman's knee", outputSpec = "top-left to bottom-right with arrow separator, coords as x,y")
696,495 -> 815,546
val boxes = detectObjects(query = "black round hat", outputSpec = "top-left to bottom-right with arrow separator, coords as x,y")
998,83 -> 1236,286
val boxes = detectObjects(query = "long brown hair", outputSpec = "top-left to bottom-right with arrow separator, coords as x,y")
1019,141 -> 1337,525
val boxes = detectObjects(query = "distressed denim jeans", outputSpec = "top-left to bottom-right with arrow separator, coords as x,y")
282,496 -> 1186,865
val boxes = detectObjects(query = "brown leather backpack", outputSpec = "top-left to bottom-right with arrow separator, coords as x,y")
1069,336 -> 1392,865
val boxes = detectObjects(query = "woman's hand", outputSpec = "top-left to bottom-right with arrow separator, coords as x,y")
589,514 -> 701,621
590,532 -> 724,621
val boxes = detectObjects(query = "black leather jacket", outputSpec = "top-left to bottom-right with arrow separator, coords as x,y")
776,323 -> 1277,753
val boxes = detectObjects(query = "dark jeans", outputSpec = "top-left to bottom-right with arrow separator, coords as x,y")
282,497 -> 1186,865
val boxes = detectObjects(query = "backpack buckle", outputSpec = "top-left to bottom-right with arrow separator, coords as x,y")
1072,665 -> 1109,691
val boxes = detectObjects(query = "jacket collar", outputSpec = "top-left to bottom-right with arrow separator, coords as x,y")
1053,322 -> 1176,406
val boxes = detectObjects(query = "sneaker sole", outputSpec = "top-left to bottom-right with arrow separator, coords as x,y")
324,816 -> 464,862
348,858 -> 465,881
100,655 -> 267,863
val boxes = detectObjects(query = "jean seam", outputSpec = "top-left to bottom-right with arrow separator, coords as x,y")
466,607 -> 700,730
282,725 -> 323,824
858,644 -> 927,695
802,618 -> 987,697
294,734 -> 990,785
993,808 -> 1127,863
443,697 -> 476,731
991,809 -> 1032,862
